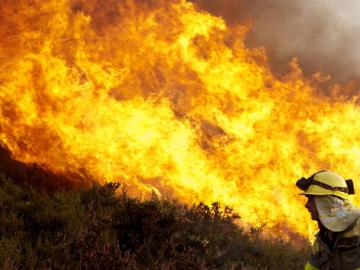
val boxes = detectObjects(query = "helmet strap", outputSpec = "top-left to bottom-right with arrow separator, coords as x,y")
310,179 -> 349,194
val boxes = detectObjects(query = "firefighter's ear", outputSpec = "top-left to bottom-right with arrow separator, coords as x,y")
346,179 -> 355,195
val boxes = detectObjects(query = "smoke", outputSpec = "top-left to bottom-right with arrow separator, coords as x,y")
192,0 -> 360,92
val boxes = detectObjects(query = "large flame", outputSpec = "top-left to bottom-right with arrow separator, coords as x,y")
1,0 -> 359,239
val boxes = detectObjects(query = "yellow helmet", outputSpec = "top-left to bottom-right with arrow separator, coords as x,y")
296,170 -> 355,199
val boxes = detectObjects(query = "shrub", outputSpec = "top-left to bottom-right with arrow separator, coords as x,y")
0,175 -> 309,269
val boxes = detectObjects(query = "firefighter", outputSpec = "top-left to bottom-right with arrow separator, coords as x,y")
296,170 -> 360,270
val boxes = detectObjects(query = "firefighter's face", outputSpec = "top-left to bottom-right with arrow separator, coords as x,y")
305,195 -> 320,221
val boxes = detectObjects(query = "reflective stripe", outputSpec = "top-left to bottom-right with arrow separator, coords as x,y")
304,262 -> 319,270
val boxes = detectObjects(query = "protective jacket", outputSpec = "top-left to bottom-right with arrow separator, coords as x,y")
305,218 -> 360,270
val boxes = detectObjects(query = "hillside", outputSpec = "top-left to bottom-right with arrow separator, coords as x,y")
0,174 -> 309,270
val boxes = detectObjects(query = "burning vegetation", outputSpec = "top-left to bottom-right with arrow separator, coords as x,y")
1,0 -> 360,242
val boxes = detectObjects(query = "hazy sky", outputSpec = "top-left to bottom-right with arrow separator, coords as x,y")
192,0 -> 360,89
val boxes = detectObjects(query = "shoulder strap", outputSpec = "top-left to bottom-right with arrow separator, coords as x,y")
334,218 -> 360,247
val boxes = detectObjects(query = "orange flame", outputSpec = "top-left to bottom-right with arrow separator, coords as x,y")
1,0 -> 359,240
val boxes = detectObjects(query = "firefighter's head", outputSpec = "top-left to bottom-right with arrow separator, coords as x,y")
296,171 -> 359,232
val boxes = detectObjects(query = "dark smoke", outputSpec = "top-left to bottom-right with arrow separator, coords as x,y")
192,0 -> 360,94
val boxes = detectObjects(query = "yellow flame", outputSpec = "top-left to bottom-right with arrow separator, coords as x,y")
1,0 -> 359,240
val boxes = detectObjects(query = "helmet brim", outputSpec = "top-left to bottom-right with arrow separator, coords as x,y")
299,188 -> 349,200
